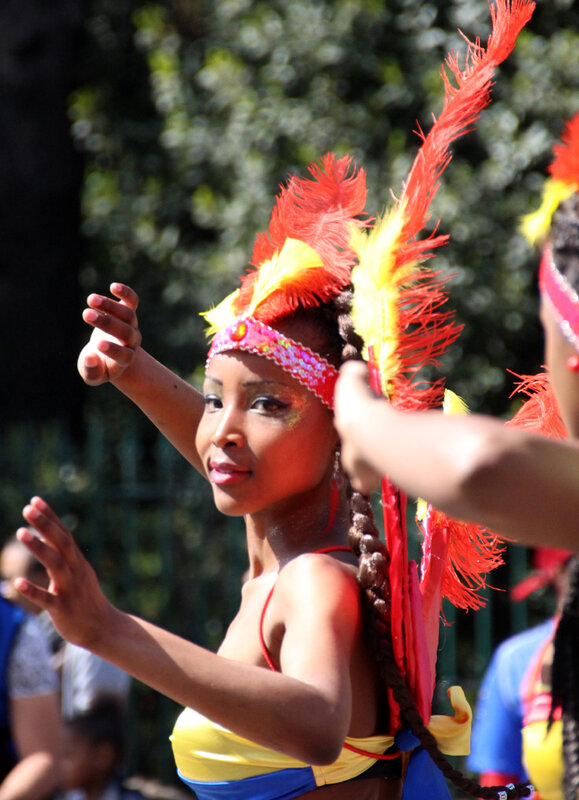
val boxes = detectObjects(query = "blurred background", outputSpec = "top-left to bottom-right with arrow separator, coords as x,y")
1,0 -> 577,788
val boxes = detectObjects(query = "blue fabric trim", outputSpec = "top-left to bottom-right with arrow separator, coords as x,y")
402,747 -> 452,800
395,728 -> 420,752
0,598 -> 25,779
177,766 -> 317,800
395,728 -> 451,800
0,598 -> 25,721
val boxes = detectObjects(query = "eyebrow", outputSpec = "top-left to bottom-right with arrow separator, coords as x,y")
204,377 -> 290,389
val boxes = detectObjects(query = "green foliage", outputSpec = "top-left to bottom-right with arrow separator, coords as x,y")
73,0 -> 579,415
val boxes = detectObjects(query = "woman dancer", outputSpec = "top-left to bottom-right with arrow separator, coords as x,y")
334,113 -> 579,800
14,4 -> 535,800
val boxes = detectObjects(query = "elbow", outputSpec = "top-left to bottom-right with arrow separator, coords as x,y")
284,714 -> 347,766
299,737 -> 344,767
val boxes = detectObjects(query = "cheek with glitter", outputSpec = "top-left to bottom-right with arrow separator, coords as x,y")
283,396 -> 310,429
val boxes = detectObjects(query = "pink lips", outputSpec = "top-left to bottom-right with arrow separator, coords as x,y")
209,461 -> 251,486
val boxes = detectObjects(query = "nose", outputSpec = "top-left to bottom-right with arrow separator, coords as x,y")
211,403 -> 246,449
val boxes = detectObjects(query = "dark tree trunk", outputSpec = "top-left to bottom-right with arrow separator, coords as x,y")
0,0 -> 88,431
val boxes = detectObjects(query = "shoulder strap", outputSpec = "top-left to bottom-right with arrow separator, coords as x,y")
258,545 -> 353,670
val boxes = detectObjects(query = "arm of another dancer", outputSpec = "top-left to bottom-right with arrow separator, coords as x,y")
78,283 -> 205,474
16,498 -> 361,766
334,361 -> 579,550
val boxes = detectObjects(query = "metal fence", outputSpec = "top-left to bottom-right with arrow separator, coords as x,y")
0,418 -> 549,785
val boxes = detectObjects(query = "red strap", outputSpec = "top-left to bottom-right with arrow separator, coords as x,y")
343,741 -> 400,760
259,584 -> 278,671
259,545 -> 352,671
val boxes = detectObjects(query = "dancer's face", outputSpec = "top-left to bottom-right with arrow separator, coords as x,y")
541,295 -> 579,438
196,350 -> 338,518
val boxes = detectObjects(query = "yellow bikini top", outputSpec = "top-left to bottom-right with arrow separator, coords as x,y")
171,706 -> 396,785
171,686 -> 472,785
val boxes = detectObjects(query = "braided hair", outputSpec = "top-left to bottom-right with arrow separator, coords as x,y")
550,556 -> 579,800
275,292 -> 533,800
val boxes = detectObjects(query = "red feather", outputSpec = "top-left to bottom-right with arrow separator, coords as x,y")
506,370 -> 567,438
398,0 -> 535,273
234,154 -> 370,323
377,1 -> 534,411
548,113 -> 579,186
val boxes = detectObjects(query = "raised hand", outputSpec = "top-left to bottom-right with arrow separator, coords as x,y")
15,497 -> 116,650
78,283 -> 142,386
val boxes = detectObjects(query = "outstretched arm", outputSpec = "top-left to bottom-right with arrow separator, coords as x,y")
78,283 -> 205,474
15,498 -> 360,765
334,361 -> 579,550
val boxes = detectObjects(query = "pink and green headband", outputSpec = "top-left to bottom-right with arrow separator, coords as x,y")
539,245 -> 579,352
206,316 -> 339,409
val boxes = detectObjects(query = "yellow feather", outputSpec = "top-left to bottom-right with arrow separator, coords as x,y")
201,290 -> 240,337
350,204 -> 414,396
247,238 -> 324,317
442,389 -> 469,416
520,178 -> 578,246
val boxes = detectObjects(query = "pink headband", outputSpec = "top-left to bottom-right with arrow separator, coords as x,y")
206,317 -> 339,409
539,246 -> 579,352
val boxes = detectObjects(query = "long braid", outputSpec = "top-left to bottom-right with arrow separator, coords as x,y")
550,556 -> 579,800
329,287 -> 533,800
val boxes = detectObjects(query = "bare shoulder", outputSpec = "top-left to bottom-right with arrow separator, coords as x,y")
276,551 -> 361,614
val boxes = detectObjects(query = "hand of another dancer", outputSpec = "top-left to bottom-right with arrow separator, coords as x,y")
334,361 -> 383,496
15,497 -> 116,650
78,282 -> 142,386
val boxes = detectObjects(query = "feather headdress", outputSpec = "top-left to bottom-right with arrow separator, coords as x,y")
521,113 -> 579,246
346,0 -> 535,724
203,154 -> 369,335
351,0 -> 536,405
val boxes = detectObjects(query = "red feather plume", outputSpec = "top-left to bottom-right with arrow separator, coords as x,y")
396,0 -> 535,274
233,154 -> 370,324
548,113 -> 579,186
506,369 -> 567,439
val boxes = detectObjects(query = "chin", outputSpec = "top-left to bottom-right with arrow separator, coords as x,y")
210,487 -> 250,517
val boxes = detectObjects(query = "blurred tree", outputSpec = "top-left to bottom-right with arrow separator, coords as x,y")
71,0 -> 579,420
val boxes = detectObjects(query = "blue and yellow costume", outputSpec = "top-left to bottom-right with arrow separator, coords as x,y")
172,707 -> 399,800
171,550 -> 472,800
171,548 -> 401,800
521,630 -> 564,800
171,687 -> 472,800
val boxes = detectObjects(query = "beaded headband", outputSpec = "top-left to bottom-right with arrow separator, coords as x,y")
539,245 -> 579,352
206,316 -> 339,409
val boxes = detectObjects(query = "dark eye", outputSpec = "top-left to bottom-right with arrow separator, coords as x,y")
252,396 -> 288,413
203,394 -> 222,411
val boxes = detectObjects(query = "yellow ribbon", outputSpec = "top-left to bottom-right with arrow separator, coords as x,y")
427,685 -> 472,756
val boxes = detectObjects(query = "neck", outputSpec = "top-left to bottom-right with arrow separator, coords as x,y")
244,484 -> 351,576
